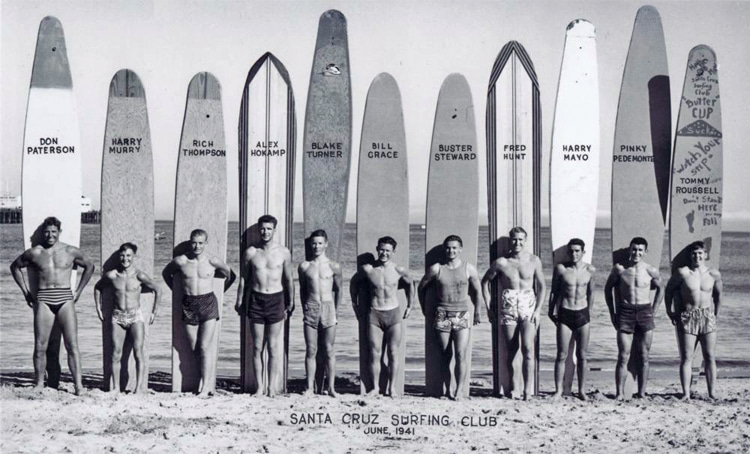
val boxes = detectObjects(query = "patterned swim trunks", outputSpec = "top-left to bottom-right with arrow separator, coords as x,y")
500,289 -> 535,325
678,307 -> 716,336
112,308 -> 144,329
434,308 -> 469,333
182,292 -> 220,326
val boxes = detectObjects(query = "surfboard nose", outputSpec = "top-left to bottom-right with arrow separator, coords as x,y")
32,16 -> 72,88
566,19 -> 595,37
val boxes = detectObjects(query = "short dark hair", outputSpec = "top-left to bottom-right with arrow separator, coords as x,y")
258,214 -> 278,227
443,235 -> 463,248
43,216 -> 61,229
190,229 -> 208,240
310,229 -> 328,241
689,240 -> 706,252
509,226 -> 527,238
118,242 -> 138,254
630,237 -> 648,249
567,238 -> 585,250
377,236 -> 397,250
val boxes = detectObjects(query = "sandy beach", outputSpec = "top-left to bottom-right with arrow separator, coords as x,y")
2,369 -> 748,453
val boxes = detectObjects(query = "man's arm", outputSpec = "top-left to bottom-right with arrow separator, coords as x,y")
93,278 -> 107,322
71,247 -> 95,302
468,264 -> 483,325
711,269 -> 722,317
349,271 -> 362,319
282,250 -> 295,317
332,263 -> 343,313
586,265 -> 596,311
530,256 -> 546,325
417,264 -> 439,317
547,265 -> 561,323
604,268 -> 619,328
138,271 -> 162,325
162,259 -> 178,291
398,266 -> 413,319
9,251 -> 35,306
480,261 -> 499,324
649,266 -> 664,313
234,251 -> 250,314
664,274 -> 681,325
210,257 -> 236,292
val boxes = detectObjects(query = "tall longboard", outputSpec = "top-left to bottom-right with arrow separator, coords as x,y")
238,53 -> 295,394
549,19 -> 599,395
611,6 -> 671,397
302,10 -> 352,391
486,41 -> 542,397
100,69 -> 155,392
425,73 -> 478,398
21,16 -> 81,387
356,73 -> 409,395
172,73 -> 228,392
670,46 -> 722,272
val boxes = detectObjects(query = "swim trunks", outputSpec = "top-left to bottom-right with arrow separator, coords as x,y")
616,303 -> 654,334
557,306 -> 590,331
112,308 -> 144,329
499,289 -> 536,325
368,306 -> 402,331
434,308 -> 469,333
247,290 -> 285,325
182,292 -> 220,326
36,288 -> 73,314
303,299 -> 336,329
678,307 -> 716,336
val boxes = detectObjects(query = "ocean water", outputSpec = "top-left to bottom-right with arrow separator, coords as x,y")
1,223 -> 748,375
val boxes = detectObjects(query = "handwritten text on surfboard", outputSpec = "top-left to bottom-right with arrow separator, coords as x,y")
182,140 -> 226,157
307,142 -> 343,158
27,137 -> 75,154
613,145 -> 653,162
109,137 -> 144,153
250,141 -> 286,157
434,144 -> 476,161
561,144 -> 592,161
502,145 -> 526,160
367,142 -> 399,159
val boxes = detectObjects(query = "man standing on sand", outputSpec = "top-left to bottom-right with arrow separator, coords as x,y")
235,215 -> 295,397
419,235 -> 483,401
350,236 -> 413,398
604,237 -> 663,400
665,241 -> 722,401
163,229 -> 235,397
481,226 -> 546,401
10,216 -> 95,395
298,229 -> 342,397
94,242 -> 161,393
548,238 -> 595,401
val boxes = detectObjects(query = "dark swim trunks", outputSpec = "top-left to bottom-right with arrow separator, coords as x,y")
558,306 -> 590,331
247,290 -> 285,325
36,288 -> 74,314
616,303 -> 654,334
368,306 -> 402,331
182,292 -> 220,325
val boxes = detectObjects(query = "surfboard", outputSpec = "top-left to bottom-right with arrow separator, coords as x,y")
100,69 -> 155,392
302,9 -> 351,392
238,53 -> 295,394
486,41 -> 542,398
611,6 -> 671,398
669,45 -> 722,272
21,16 -> 81,388
356,73 -> 409,395
172,72 -> 228,392
424,73 -> 479,398
549,19 -> 599,395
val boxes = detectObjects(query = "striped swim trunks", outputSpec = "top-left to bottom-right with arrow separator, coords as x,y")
678,307 -> 716,336
36,288 -> 73,314
182,292 -> 220,326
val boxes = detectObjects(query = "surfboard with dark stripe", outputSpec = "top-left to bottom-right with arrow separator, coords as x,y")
238,53 -> 295,394
486,40 -> 542,397
101,69 -> 155,392
172,72 -> 227,392
22,16 -> 81,387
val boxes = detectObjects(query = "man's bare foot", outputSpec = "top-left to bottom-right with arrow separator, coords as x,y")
707,393 -> 717,401
108,386 -> 120,394
679,392 -> 690,401
74,386 -> 85,396
578,392 -> 588,401
302,388 -> 314,397
614,393 -> 625,401
634,392 -> 646,399
365,388 -> 379,398
550,391 -> 562,401
523,391 -> 532,401
327,388 -> 338,398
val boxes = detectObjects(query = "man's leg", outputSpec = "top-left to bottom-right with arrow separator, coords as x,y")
519,319 -> 537,400
435,329 -> 453,397
321,325 -> 337,397
699,332 -> 717,399
366,322 -> 384,396
302,324 -> 318,395
501,324 -> 520,398
635,329 -> 654,398
250,322 -> 266,395
575,323 -> 590,400
110,320 -> 127,393
265,320 -> 284,397
46,322 -> 62,389
197,319 -> 217,397
452,327 -> 471,400
676,326 -> 697,400
57,301 -> 83,395
32,303 -> 56,389
131,322 -> 147,393
553,322 -> 573,399
615,331 -> 634,400
384,322 -> 403,397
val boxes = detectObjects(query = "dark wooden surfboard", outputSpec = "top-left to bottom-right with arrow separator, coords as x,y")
425,73 -> 479,398
100,69 -> 155,392
238,53 -> 295,394
356,73 -> 409,395
172,72 -> 228,392
486,41 -> 542,397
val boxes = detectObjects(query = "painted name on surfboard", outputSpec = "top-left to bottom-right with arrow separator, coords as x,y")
306,141 -> 343,158
502,144 -> 527,160
434,144 -> 475,161
250,140 -> 286,157
27,137 -> 75,154
109,137 -> 144,153
561,144 -> 592,161
182,139 -> 226,157
613,144 -> 654,162
367,142 -> 399,159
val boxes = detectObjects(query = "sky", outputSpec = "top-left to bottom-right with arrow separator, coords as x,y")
1,0 -> 749,231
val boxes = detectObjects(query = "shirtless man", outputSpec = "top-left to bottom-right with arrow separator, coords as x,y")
163,229 -> 235,397
419,235 -> 483,400
9,216 -> 95,395
350,236 -> 413,397
665,241 -> 722,400
94,242 -> 161,393
604,237 -> 663,400
548,238 -> 595,400
481,226 -> 546,400
235,215 -> 295,397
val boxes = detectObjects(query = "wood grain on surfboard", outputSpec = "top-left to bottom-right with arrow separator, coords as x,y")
172,72 -> 228,392
425,73 -> 478,398
670,46 -> 722,271
549,19 -> 599,395
611,5 -> 671,398
238,53 -> 295,394
101,69 -> 155,392
22,16 -> 81,386
356,73 -> 409,395
486,41 -> 542,397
